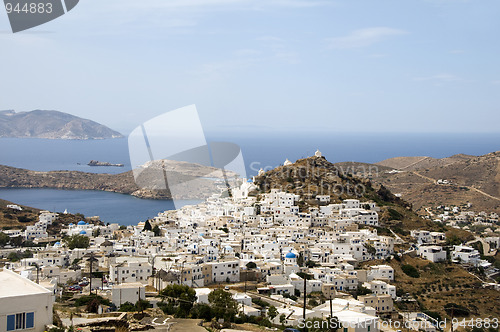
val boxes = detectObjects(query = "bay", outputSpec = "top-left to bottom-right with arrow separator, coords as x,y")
0,188 -> 199,226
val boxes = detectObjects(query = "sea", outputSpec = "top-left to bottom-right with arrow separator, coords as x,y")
0,132 -> 499,225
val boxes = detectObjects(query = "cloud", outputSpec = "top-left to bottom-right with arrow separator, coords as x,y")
104,0 -> 328,12
189,57 -> 259,80
413,73 -> 464,84
367,53 -> 388,58
326,27 -> 408,49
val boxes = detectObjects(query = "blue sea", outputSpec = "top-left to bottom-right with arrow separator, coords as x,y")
0,133 -> 499,225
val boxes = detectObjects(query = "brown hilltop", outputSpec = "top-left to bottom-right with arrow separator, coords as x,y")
374,151 -> 500,213
376,153 -> 475,171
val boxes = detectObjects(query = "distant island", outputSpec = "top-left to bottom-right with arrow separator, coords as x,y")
88,160 -> 124,167
0,109 -> 123,139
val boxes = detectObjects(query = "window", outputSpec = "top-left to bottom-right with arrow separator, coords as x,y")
7,312 -> 34,331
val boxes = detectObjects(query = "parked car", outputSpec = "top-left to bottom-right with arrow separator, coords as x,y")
68,285 -> 82,291
79,281 -> 89,287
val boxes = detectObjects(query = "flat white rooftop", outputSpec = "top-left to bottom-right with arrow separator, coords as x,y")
0,268 -> 51,298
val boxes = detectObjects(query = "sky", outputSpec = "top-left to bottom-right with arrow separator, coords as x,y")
0,0 -> 499,136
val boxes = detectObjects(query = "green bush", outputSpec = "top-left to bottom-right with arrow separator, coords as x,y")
444,303 -> 470,317
401,264 -> 420,278
252,297 -> 269,307
387,208 -> 403,220
74,294 -> 111,307
118,302 -> 136,312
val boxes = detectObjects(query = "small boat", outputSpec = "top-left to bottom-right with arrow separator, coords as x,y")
87,160 -> 124,167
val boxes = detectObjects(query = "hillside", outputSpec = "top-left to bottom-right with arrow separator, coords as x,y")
0,110 -> 122,139
0,198 -> 85,232
0,198 -> 41,228
376,154 -> 475,171
362,255 -> 500,319
253,155 -> 442,233
375,151 -> 500,213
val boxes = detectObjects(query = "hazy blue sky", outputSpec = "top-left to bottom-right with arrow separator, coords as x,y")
1,0 -> 499,135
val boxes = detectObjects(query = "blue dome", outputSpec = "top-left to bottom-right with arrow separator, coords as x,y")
78,221 -> 86,226
285,251 -> 296,259
79,230 -> 87,235
55,242 -> 61,245
247,178 -> 253,182
69,223 -> 74,226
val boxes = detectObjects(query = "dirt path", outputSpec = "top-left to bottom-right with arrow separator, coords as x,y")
398,157 -> 431,170
412,171 -> 500,202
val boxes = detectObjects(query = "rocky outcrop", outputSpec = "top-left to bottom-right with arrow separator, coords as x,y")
0,110 -> 123,139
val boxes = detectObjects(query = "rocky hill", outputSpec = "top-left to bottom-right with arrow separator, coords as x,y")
0,198 -> 41,228
253,155 -> 443,233
374,151 -> 500,213
376,154 -> 475,171
0,110 -> 122,139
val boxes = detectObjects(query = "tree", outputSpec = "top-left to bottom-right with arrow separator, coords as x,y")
190,303 -> 213,321
7,252 -> 20,262
159,284 -> 197,317
401,264 -> 420,278
297,252 -> 304,267
279,313 -> 286,326
86,298 -> 101,313
152,225 -> 161,237
363,243 -> 376,256
119,302 -> 136,312
143,220 -> 152,232
10,236 -> 23,247
267,305 -> 278,320
208,288 -> 238,321
246,261 -> 257,269
135,299 -> 150,314
92,228 -> 101,237
64,235 -> 90,250
309,298 -> 319,307
306,260 -> 319,268
0,232 -> 9,247
356,285 -> 372,296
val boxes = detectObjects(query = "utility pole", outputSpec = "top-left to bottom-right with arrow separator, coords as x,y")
244,268 -> 248,293
329,295 -> 333,318
302,269 -> 307,331
87,253 -> 98,295
89,253 -> 93,295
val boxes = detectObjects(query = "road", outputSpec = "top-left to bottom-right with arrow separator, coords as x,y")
168,319 -> 206,332
411,171 -> 500,203
466,237 -> 497,257
398,157 -> 431,171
